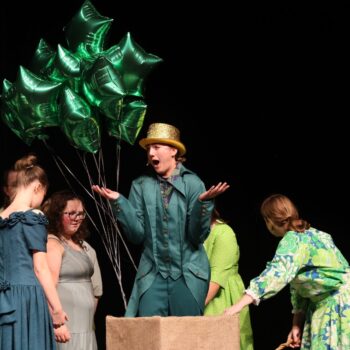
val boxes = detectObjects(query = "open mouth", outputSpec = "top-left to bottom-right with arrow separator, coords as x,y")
152,160 -> 160,165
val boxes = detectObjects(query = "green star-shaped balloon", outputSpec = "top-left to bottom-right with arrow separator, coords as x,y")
30,39 -> 56,76
107,99 -> 147,145
44,45 -> 82,93
1,79 -> 41,144
60,87 -> 100,153
110,32 -> 163,98
64,0 -> 113,56
15,66 -> 62,128
82,56 -> 126,120
1,1 -> 163,152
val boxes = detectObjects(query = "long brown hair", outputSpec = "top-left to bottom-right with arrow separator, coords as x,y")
211,208 -> 228,225
260,194 -> 310,232
43,190 -> 89,248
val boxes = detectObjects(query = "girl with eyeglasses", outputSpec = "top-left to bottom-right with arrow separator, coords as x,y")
43,190 -> 103,350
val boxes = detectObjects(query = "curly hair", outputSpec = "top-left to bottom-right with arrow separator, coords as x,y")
42,190 -> 89,248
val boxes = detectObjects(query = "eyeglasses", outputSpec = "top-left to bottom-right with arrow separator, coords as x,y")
63,211 -> 86,220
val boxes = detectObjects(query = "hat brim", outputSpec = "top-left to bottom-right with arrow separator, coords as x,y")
139,138 -> 186,156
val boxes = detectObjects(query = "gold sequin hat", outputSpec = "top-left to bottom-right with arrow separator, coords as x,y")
139,123 -> 186,156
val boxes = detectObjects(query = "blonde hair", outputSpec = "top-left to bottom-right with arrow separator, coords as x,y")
14,154 -> 48,189
261,194 -> 310,232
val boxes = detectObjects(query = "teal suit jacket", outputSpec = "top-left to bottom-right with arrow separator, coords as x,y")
111,164 -> 213,316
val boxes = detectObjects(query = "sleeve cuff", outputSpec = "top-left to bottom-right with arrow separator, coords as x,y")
245,289 -> 260,306
292,309 -> 305,314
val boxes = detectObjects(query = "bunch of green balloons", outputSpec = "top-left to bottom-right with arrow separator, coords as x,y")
1,0 -> 162,153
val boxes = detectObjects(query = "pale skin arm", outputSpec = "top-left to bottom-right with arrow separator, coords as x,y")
287,312 -> 305,348
205,281 -> 221,305
199,182 -> 230,201
224,293 -> 304,347
47,239 -> 64,285
32,251 -> 68,327
224,293 -> 254,315
46,238 -> 71,343
92,182 -> 230,202
92,185 -> 119,200
94,298 -> 99,312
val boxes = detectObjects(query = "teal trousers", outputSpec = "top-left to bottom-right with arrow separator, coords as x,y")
138,274 -> 202,316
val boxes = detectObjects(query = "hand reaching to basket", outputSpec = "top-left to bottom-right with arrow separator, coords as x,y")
275,326 -> 302,349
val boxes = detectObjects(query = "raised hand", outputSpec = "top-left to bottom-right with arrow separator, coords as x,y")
199,182 -> 230,201
92,185 -> 120,200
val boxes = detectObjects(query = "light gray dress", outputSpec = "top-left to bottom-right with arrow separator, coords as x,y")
49,235 -> 102,350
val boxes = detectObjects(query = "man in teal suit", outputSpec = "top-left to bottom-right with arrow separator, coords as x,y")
92,123 -> 229,316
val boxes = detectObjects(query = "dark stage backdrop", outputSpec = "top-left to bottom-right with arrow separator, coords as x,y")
1,2 -> 349,349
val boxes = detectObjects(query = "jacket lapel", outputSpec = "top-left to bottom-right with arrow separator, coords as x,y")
143,176 -> 159,258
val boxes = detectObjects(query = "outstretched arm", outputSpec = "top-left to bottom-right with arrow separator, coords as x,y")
224,293 -> 254,315
199,182 -> 230,201
92,185 -> 120,200
93,183 -> 145,244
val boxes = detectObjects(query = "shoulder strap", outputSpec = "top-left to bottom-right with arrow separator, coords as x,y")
48,234 -> 63,245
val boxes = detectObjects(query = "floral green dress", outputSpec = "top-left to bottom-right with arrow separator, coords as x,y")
247,227 -> 350,350
204,221 -> 254,350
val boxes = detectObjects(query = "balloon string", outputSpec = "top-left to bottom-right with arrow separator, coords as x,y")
77,149 -> 137,269
79,149 -> 137,269
43,140 -> 137,310
77,149 -> 137,309
116,140 -> 121,192
46,143 -> 130,309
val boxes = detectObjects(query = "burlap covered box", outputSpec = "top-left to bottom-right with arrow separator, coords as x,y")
106,315 -> 240,350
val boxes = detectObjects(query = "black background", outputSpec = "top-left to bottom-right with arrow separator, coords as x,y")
1,2 -> 349,349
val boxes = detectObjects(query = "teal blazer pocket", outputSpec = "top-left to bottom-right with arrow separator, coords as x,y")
136,259 -> 153,280
135,259 -> 156,299
184,263 -> 210,312
187,263 -> 209,281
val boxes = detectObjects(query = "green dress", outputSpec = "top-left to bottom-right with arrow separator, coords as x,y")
247,228 -> 350,349
204,220 -> 254,350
